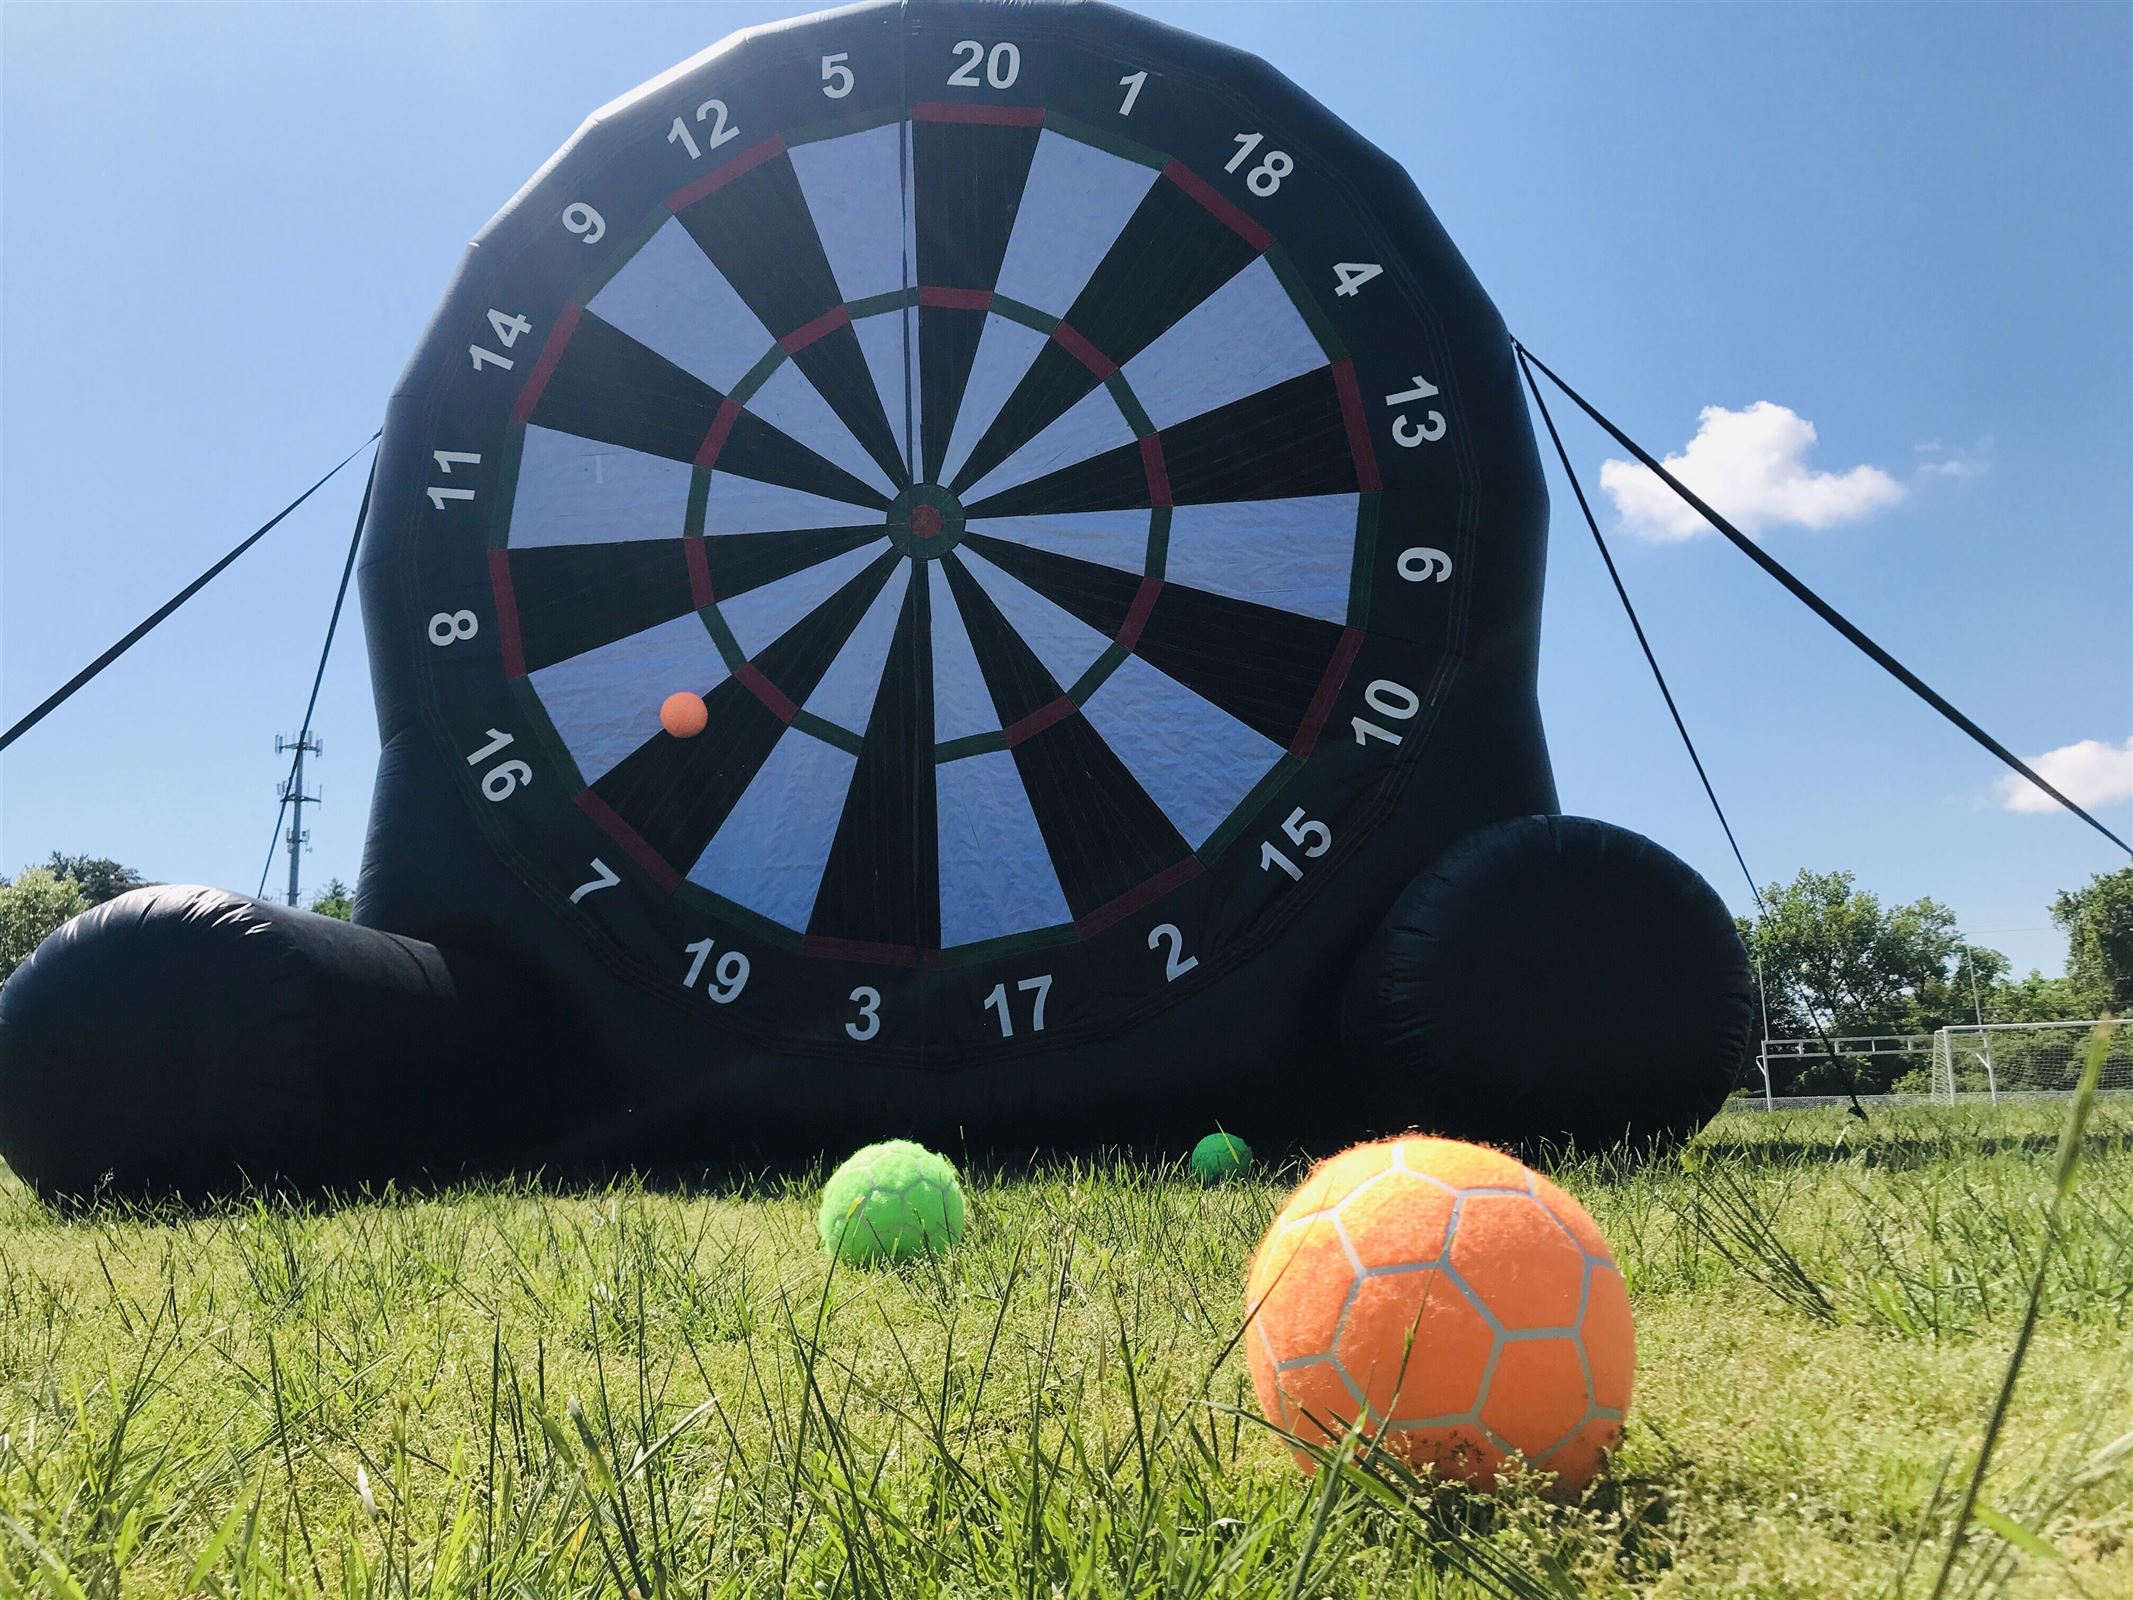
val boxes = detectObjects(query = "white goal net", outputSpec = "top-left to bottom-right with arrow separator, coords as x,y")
1930,1021 -> 2132,1102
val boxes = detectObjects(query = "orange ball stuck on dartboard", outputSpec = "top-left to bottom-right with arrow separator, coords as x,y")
1245,1135 -> 1632,1495
659,692 -> 708,738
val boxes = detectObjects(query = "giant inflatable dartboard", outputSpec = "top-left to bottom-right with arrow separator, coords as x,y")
0,0 -> 1754,1200
384,0 -> 1495,1065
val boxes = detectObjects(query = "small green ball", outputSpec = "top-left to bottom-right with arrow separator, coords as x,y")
1190,1131 -> 1253,1181
818,1139 -> 967,1264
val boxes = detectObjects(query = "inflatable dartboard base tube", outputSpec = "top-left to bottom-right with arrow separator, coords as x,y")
0,886 -> 585,1205
1338,816 -> 1755,1157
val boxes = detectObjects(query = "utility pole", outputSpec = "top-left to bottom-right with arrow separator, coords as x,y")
275,732 -> 323,908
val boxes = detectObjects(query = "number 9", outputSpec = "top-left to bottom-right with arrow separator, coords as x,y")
707,950 -> 750,1004
1397,547 -> 1452,583
562,202 -> 605,244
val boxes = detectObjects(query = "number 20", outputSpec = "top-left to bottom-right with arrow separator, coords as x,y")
949,39 -> 1019,88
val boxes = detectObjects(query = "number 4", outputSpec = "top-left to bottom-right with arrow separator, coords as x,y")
1333,262 -> 1381,298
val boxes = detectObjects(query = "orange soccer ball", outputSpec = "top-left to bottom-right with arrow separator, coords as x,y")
659,691 -> 709,738
1245,1135 -> 1633,1494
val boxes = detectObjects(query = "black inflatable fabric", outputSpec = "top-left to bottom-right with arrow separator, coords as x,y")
1342,816 -> 1754,1153
0,0 -> 1751,1201
0,887 -> 575,1200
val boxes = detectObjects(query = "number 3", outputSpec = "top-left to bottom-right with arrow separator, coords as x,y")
847,985 -> 881,1041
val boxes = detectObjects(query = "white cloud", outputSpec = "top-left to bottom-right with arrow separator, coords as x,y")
1599,401 -> 1906,541
1915,435 -> 1992,482
1996,736 -> 2133,814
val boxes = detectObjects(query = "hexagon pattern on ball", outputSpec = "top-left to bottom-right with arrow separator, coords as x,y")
1245,1135 -> 1633,1493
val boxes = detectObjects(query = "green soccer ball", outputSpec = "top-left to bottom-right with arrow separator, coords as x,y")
1190,1131 -> 1253,1182
818,1139 -> 967,1264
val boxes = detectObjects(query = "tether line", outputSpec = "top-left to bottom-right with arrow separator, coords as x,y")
255,449 -> 380,901
1514,344 -> 2130,858
1516,345 -> 1867,1116
0,430 -> 382,756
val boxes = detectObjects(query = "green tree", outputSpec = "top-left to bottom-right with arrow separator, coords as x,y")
1741,870 -> 1969,1092
2051,865 -> 2133,1013
308,878 -> 356,921
0,868 -> 90,984
42,852 -> 148,906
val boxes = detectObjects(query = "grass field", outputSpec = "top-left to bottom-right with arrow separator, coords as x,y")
1,1101 -> 2128,1598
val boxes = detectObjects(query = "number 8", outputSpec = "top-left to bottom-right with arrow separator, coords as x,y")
428,610 -> 478,646
1248,151 -> 1292,196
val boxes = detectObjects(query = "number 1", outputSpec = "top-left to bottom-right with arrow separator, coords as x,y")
1118,70 -> 1146,115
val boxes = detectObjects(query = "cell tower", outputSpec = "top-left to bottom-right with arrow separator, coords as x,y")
274,732 -> 322,908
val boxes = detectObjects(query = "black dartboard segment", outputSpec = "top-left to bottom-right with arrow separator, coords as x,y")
362,0 -> 1543,1079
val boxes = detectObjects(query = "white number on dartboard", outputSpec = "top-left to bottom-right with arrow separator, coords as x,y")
846,986 -> 881,1042
1117,70 -> 1147,115
1333,262 -> 1382,298
1147,923 -> 1199,982
428,610 -> 478,646
668,98 -> 739,160
820,52 -> 854,99
949,39 -> 1019,88
1259,806 -> 1331,882
470,309 -> 532,373
569,859 -> 620,904
1398,547 -> 1452,583
1225,133 -> 1292,197
682,937 -> 750,1003
426,450 -> 480,510
984,974 -> 1051,1038
464,728 -> 531,802
562,202 -> 605,244
1352,678 -> 1421,747
1385,375 -> 1447,446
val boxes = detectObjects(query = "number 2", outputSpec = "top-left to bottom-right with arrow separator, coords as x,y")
1147,923 -> 1198,981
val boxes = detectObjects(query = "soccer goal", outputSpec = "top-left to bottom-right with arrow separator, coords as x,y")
1930,1021 -> 2132,1102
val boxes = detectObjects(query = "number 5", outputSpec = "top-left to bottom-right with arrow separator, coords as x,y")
821,52 -> 853,98
1282,806 -> 1331,858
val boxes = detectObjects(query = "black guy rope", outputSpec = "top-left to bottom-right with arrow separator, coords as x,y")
0,430 -> 383,757
255,449 -> 380,902
1514,343 -> 2131,858
1514,345 -> 1869,1119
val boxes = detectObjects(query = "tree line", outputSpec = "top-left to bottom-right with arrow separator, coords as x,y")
1740,866 -> 2130,1093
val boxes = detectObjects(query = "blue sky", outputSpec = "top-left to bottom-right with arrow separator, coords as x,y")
2,1 -> 2127,980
